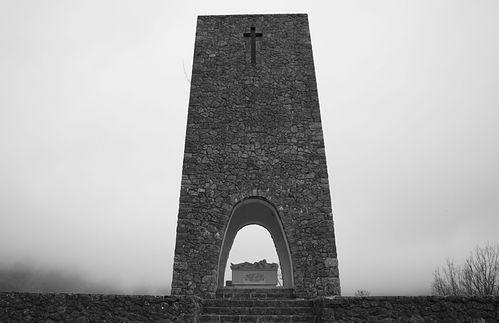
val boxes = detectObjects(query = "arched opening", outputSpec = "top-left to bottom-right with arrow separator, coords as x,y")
224,225 -> 283,286
217,197 -> 293,288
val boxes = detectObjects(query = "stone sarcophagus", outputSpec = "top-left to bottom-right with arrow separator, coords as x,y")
230,260 -> 278,287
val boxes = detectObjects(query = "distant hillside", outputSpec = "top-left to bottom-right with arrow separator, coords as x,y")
0,265 -> 169,295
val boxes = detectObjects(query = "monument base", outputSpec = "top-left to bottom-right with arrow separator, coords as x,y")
230,260 -> 278,287
216,287 -> 295,299
231,270 -> 277,287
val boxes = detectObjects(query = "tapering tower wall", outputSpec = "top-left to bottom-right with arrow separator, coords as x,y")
172,14 -> 340,298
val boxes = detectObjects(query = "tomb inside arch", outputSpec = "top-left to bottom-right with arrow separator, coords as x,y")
218,198 -> 293,289
224,224 -> 282,287
224,225 -> 282,288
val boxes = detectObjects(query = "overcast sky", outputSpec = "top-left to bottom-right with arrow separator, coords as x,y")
0,1 -> 498,296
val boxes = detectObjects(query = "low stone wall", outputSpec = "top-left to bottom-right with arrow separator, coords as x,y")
0,292 -> 200,322
317,296 -> 499,322
2,292 -> 499,322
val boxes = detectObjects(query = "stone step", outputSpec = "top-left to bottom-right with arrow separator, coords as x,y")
216,288 -> 294,299
200,314 -> 317,323
203,306 -> 313,316
201,299 -> 316,321
203,299 -> 313,308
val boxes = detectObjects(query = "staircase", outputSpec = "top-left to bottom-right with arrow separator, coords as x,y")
200,288 -> 317,323
216,288 -> 295,300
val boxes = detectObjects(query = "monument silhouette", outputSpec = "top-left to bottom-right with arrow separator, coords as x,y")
172,14 -> 340,299
2,13 -> 496,323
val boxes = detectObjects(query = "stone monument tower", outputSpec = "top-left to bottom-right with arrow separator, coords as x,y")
172,14 -> 340,299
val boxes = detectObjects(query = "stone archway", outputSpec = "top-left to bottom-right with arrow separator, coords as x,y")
217,197 -> 294,288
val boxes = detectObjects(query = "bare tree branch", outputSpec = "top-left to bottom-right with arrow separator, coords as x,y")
432,243 -> 499,296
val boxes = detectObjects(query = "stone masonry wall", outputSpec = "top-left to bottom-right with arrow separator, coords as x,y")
2,293 -> 498,322
172,13 -> 339,299
0,292 -> 199,322
318,296 -> 499,322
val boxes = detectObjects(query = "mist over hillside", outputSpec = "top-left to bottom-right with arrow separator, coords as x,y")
0,264 -> 170,295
